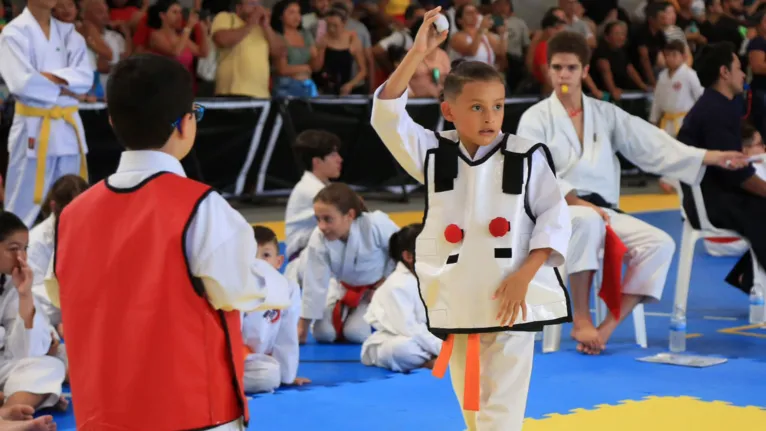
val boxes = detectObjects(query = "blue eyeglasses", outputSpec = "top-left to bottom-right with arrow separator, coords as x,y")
171,104 -> 205,132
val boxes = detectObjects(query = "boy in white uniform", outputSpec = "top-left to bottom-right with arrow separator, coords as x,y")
242,226 -> 310,393
372,8 -> 572,430
0,0 -> 93,227
516,31 -> 748,355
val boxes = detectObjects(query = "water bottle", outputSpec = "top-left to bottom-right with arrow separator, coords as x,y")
669,307 -> 687,353
749,286 -> 765,324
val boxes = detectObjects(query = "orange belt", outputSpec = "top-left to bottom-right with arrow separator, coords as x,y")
333,282 -> 376,341
432,334 -> 481,411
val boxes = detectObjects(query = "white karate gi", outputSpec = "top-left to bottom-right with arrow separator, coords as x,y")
0,275 -> 66,409
284,171 -> 326,281
300,211 -> 399,344
649,64 -> 704,137
0,8 -> 93,227
361,262 -> 442,372
26,215 -> 61,326
44,150 -> 290,431
517,92 -> 706,301
242,280 -> 301,393
371,85 -> 571,431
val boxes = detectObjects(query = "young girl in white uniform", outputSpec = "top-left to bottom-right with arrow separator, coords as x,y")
371,9 -> 572,430
0,212 -> 67,418
361,223 -> 442,373
242,226 -> 310,393
27,174 -> 88,329
297,183 -> 399,344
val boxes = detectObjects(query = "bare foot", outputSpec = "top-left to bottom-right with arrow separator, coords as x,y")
0,405 -> 34,421
0,415 -> 56,431
571,320 -> 602,355
596,318 -> 620,352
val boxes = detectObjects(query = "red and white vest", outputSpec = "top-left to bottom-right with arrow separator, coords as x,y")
55,172 -> 248,430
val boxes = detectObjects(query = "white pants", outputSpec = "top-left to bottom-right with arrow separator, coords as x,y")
313,300 -> 371,344
360,331 -> 432,372
449,332 -> 534,431
243,353 -> 281,394
4,153 -> 83,227
0,355 -> 66,408
567,206 -> 675,301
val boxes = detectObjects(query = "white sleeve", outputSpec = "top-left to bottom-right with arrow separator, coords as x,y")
371,212 -> 400,277
377,32 -> 402,50
689,70 -> 704,101
611,104 -> 706,185
272,282 -> 301,384
300,230 -> 333,320
527,148 -> 571,268
370,286 -> 441,357
0,27 -> 61,103
188,193 -> 290,312
4,295 -> 53,359
371,83 -> 440,184
649,82 -> 663,124
48,26 -> 94,94
516,110 -> 577,197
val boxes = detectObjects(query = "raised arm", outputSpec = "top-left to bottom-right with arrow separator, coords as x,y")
371,8 -> 449,183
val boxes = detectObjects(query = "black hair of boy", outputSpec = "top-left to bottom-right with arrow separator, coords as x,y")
106,54 -> 194,151
253,225 -> 280,250
292,130 -> 341,172
663,39 -> 686,55
695,42 -> 736,88
546,30 -> 592,66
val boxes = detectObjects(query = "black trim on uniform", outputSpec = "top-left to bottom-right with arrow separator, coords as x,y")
494,248 -> 513,258
446,254 -> 459,264
579,193 -> 624,213
104,171 -> 170,193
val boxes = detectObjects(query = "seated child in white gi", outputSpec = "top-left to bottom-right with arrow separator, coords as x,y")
28,175 -> 89,330
361,223 -> 442,372
284,130 -> 343,284
298,183 -> 399,344
371,8 -> 571,430
242,226 -> 310,393
0,212 -> 67,419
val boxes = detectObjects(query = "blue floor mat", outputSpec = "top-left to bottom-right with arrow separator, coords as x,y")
44,210 -> 766,429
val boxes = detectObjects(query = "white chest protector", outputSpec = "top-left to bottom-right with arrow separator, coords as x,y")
414,133 -> 572,337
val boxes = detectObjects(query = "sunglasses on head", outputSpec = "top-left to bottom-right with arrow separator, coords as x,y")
171,104 -> 205,132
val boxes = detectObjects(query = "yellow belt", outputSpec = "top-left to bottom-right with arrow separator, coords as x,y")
15,102 -> 88,204
659,111 -> 687,137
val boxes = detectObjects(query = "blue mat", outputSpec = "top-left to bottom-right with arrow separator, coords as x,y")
44,210 -> 766,429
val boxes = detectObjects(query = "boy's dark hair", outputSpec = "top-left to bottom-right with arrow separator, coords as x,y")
441,60 -> 505,101
253,225 -> 279,249
541,11 -> 565,29
292,130 -> 341,172
663,39 -> 686,55
546,31 -> 592,66
107,54 -> 194,151
646,1 -> 670,20
42,174 -> 89,219
742,121 -> 759,147
695,42 -> 736,88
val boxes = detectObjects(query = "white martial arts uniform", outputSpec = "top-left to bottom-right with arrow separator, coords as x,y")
242,279 -> 301,393
301,211 -> 399,344
649,64 -> 703,137
517,92 -> 707,302
44,150 -> 290,431
361,262 -> 442,372
371,85 -> 571,431
0,8 -> 93,227
26,215 -> 61,326
284,171 -> 326,281
0,275 -> 65,409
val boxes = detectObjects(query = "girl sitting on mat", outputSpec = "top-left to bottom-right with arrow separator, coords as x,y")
297,183 -> 399,344
361,223 -> 442,372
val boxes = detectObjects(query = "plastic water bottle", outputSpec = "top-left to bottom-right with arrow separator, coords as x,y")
669,307 -> 687,353
749,286 -> 765,324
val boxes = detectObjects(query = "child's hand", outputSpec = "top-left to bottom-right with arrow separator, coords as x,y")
411,7 -> 448,56
291,377 -> 311,386
47,333 -> 60,357
493,270 -> 532,327
11,257 -> 33,297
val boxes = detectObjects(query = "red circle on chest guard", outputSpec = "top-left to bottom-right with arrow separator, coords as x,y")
489,217 -> 511,237
444,224 -> 463,244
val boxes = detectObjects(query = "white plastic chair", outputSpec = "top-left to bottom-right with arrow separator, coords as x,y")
673,184 -> 750,351
542,251 -> 648,353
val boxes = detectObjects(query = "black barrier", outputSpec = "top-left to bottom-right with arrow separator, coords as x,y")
0,92 -> 653,200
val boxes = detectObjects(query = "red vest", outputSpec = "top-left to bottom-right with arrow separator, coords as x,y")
55,172 -> 249,430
